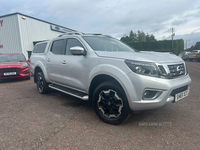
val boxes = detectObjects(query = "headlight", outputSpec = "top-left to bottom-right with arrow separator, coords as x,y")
21,63 -> 28,67
125,60 -> 166,78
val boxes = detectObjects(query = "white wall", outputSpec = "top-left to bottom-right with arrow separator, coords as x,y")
17,14 -> 63,58
0,15 -> 22,54
0,13 -> 74,59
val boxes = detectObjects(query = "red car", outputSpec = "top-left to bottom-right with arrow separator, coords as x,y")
0,53 -> 30,80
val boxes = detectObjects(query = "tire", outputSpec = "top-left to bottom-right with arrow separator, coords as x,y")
36,72 -> 50,94
197,58 -> 200,62
92,81 -> 130,125
189,59 -> 193,61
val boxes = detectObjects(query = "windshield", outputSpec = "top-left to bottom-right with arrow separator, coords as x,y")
83,36 -> 135,52
0,54 -> 26,63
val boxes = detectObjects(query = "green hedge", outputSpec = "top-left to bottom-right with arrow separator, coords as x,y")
126,39 -> 184,55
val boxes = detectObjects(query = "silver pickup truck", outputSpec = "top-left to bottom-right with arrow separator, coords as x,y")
30,32 -> 191,124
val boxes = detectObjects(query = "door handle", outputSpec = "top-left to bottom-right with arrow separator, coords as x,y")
61,60 -> 67,64
47,58 -> 50,62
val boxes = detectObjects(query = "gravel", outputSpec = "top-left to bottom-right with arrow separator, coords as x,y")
0,61 -> 199,150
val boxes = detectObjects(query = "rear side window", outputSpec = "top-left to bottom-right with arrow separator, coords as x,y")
51,39 -> 65,55
33,43 -> 47,53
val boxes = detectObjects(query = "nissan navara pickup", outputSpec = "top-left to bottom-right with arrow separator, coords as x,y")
30,32 -> 191,124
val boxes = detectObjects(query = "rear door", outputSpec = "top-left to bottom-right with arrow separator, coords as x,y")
46,39 -> 65,83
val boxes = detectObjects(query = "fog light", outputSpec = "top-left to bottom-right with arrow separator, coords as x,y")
142,89 -> 162,100
23,70 -> 29,74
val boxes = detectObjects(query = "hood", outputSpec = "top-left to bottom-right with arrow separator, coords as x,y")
0,62 -> 26,68
95,51 -> 182,63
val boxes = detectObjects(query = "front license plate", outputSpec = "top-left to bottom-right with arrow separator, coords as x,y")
4,72 -> 16,76
175,90 -> 189,102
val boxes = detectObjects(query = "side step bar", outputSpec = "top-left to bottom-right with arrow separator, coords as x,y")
49,84 -> 88,101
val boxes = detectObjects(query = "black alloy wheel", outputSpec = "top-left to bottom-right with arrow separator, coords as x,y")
93,81 -> 130,125
97,89 -> 123,118
36,72 -> 49,94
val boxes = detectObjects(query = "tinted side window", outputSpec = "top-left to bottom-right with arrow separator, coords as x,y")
51,39 -> 65,55
33,43 -> 47,53
66,39 -> 84,55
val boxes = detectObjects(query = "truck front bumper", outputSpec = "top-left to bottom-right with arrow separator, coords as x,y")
122,73 -> 191,111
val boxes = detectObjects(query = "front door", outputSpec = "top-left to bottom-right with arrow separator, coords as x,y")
59,38 -> 88,92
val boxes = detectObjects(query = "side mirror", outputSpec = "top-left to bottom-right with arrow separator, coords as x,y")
70,46 -> 86,55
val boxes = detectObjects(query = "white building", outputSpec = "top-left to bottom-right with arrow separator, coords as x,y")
0,12 -> 76,58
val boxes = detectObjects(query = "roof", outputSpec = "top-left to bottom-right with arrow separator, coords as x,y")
0,12 -> 76,32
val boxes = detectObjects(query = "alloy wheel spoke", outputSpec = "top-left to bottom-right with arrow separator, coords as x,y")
109,90 -> 115,98
37,75 -> 44,92
98,89 -> 123,118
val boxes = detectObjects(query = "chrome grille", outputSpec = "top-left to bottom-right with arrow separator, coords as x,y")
0,68 -> 21,73
168,63 -> 185,78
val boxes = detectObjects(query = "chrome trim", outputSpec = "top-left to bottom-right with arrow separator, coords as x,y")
51,82 -> 86,94
82,96 -> 89,100
155,61 -> 187,79
49,84 -> 88,101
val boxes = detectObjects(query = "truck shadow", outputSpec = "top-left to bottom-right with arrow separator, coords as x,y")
45,89 -> 167,125
50,89 -> 88,108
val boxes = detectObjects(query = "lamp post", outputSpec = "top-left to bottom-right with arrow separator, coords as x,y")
186,40 -> 190,50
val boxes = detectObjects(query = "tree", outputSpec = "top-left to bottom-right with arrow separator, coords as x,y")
146,33 -> 151,41
120,30 -> 156,43
129,30 -> 138,42
120,35 -> 131,43
194,41 -> 200,49
150,34 -> 156,41
187,41 -> 200,51
137,30 -> 146,42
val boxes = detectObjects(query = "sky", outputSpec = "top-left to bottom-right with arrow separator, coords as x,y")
0,0 -> 199,49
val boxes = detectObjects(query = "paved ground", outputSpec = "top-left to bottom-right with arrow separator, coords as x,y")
0,61 -> 199,150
